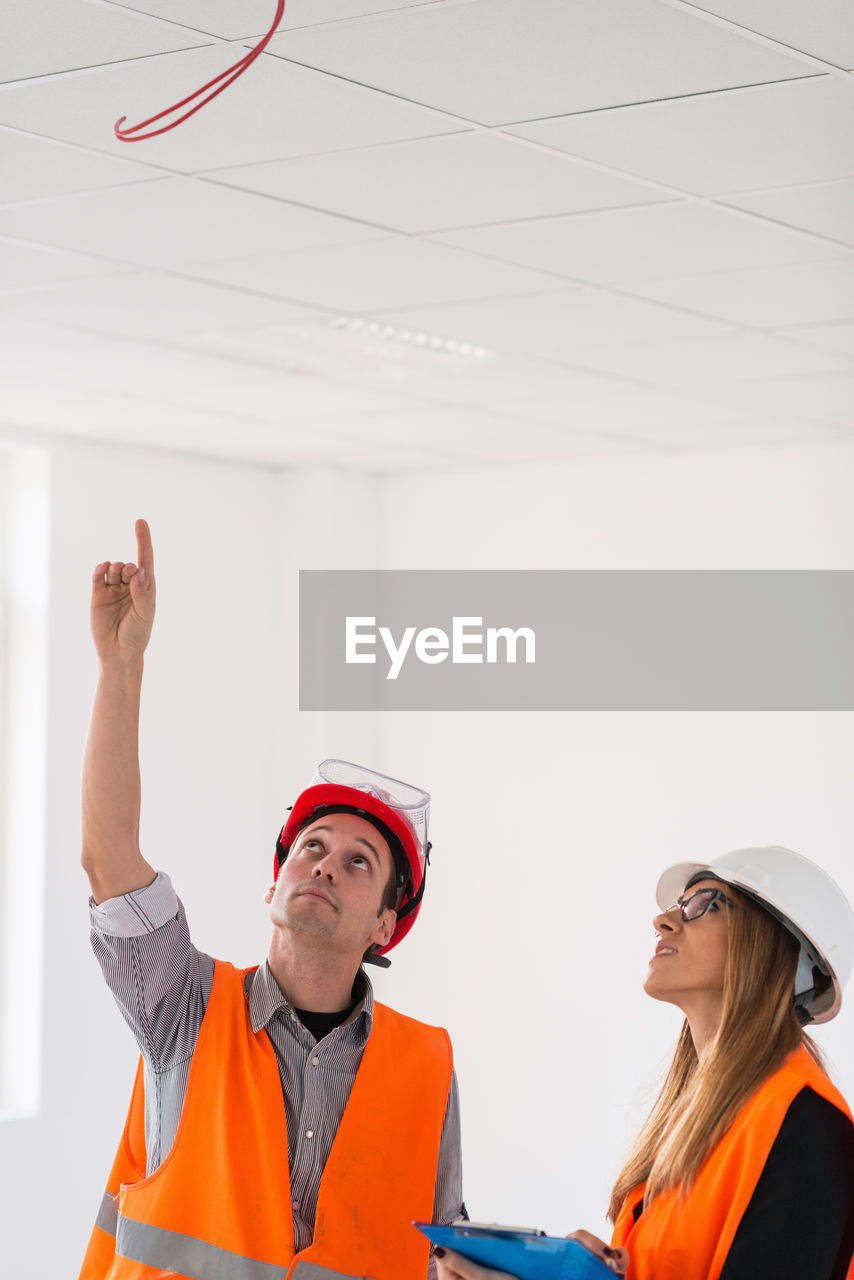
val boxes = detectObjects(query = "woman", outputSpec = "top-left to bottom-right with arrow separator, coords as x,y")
437,846 -> 854,1280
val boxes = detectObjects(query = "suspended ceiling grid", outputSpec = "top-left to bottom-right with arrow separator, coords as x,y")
1,0 -> 853,469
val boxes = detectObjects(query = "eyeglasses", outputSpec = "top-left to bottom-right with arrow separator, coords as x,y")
666,887 -> 735,922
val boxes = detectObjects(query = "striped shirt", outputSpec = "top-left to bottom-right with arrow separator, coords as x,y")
90,872 -> 463,1273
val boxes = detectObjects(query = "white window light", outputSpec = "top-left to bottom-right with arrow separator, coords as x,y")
0,444 -> 49,1120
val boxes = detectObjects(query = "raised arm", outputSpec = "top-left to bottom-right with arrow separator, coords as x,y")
82,518 -> 158,904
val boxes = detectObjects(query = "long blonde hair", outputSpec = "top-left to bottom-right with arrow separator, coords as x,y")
608,888 -> 822,1221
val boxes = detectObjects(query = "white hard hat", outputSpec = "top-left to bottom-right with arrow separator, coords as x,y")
656,846 -> 854,1024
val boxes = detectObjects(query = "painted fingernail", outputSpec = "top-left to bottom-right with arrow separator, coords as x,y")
603,1247 -> 616,1257
434,1246 -> 445,1258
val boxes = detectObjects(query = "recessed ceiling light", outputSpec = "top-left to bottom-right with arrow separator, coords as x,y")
189,320 -> 494,377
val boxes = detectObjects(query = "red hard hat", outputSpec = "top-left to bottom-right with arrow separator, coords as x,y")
274,761 -> 431,958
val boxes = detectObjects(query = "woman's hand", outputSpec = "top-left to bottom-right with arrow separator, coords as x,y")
566,1231 -> 629,1276
434,1248 -> 517,1280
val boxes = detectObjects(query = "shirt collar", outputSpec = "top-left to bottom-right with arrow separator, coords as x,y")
248,961 -> 374,1036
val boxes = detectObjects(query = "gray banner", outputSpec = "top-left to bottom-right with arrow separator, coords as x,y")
299,571 -> 854,711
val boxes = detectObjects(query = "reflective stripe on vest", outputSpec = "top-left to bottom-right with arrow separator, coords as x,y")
95,1190 -> 119,1238
80,960 -> 452,1280
115,1216 -> 363,1280
611,1046 -> 854,1280
117,1216 -> 288,1280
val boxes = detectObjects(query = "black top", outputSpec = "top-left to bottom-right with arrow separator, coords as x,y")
294,1003 -> 357,1043
719,1087 -> 854,1280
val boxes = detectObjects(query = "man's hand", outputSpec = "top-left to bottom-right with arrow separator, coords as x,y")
82,518 -> 158,903
90,518 -> 156,664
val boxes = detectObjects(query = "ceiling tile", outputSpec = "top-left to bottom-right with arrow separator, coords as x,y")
185,319 -> 677,424
174,319 -> 586,411
182,315 -> 500,391
0,177 -> 382,268
57,336 -> 425,420
0,47 -> 457,174
0,317 -> 110,382
682,1 -> 854,67
3,0 -> 851,467
628,260 -> 854,328
309,404 -> 558,449
277,1 -> 452,31
0,237 -> 128,289
101,0 -> 288,40
0,128 -> 157,205
206,132 -> 667,234
336,351 -> 619,411
434,202 -> 845,287
608,411 -> 845,449
2,0 -> 204,83
267,0 -> 807,125
184,237 -> 566,312
298,406 -> 658,459
714,373 -> 854,425
511,78 -> 854,196
110,1 -> 433,40
565,331 -> 854,387
489,386 -> 662,428
724,180 -> 854,249
1,272 -> 321,340
382,290 -> 732,364
0,373 -> 519,467
476,369 -> 646,417
491,384 -> 844,446
779,321 -> 854,359
0,377 -> 239,437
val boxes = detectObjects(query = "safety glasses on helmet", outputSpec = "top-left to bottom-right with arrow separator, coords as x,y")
313,759 -> 430,864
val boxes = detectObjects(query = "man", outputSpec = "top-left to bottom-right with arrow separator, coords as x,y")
80,519 -> 463,1280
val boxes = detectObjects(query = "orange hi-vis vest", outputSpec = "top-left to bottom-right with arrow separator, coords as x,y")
612,1046 -> 854,1280
81,960 -> 453,1280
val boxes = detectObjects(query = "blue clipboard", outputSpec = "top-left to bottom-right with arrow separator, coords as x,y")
414,1222 -> 615,1280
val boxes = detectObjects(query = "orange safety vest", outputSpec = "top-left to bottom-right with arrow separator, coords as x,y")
81,960 -> 453,1280
612,1046 -> 854,1280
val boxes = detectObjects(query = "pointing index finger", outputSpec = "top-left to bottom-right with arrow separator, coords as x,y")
135,518 -> 154,576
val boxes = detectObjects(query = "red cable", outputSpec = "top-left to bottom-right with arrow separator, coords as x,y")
115,0 -> 286,142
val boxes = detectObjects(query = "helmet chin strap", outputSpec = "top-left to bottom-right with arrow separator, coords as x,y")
794,950 -> 816,1025
795,949 -> 815,999
364,847 -> 431,968
794,947 -> 833,1025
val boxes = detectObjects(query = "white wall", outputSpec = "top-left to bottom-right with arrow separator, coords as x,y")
0,439 -> 287,1275
1,436 -> 853,1272
277,465 -> 384,781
